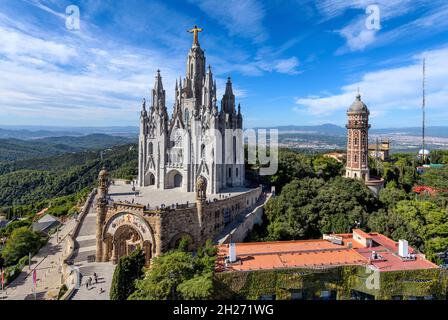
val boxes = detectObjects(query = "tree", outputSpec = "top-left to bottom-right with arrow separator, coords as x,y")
263,177 -> 380,241
1,227 -> 42,266
129,251 -> 195,300
312,155 -> 343,180
177,273 -> 213,300
368,200 -> 448,263
379,186 -> 409,210
268,149 -> 314,193
110,248 -> 145,300
129,242 -> 217,300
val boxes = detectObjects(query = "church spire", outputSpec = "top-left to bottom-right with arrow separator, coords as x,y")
221,77 -> 235,113
186,26 -> 206,105
152,69 -> 166,111
203,65 -> 214,110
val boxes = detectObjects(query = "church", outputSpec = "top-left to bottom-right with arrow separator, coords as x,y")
93,26 -> 265,267
138,25 -> 244,194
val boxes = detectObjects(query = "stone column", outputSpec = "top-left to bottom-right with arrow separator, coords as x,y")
111,240 -> 118,265
102,236 -> 110,262
96,168 -> 109,263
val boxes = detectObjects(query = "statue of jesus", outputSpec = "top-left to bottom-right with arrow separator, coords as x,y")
187,25 -> 203,45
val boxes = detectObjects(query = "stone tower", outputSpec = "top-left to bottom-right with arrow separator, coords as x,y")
95,167 -> 109,262
345,94 -> 370,182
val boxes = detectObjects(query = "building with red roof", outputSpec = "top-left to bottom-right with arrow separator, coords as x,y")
214,230 -> 445,300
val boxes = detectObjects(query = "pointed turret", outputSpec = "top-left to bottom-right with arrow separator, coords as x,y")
221,77 -> 235,114
152,70 -> 167,113
203,65 -> 215,111
151,70 -> 168,134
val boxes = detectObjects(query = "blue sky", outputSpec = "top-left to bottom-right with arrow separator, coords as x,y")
1,0 -> 448,129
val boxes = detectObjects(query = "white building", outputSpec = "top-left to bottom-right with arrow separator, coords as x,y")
138,26 -> 244,194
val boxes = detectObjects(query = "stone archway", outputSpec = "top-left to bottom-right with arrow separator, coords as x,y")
145,172 -> 155,186
114,224 -> 143,260
103,212 -> 155,266
167,170 -> 183,189
169,233 -> 195,251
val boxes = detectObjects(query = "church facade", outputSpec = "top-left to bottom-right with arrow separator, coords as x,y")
93,27 -> 265,267
138,26 -> 244,194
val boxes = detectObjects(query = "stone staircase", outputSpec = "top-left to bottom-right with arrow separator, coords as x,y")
70,262 -> 116,300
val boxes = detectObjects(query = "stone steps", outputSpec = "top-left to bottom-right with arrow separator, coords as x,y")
70,262 -> 116,300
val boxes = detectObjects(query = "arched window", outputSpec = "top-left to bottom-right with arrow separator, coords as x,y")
233,136 -> 237,163
236,168 -> 239,177
201,144 -> 205,159
228,167 -> 232,178
354,137 -> 358,146
354,154 -> 358,163
148,142 -> 153,155
185,109 -> 189,124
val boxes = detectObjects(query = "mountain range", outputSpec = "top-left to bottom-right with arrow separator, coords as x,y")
1,124 -> 447,140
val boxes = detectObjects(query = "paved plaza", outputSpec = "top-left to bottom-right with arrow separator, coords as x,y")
109,179 -> 252,209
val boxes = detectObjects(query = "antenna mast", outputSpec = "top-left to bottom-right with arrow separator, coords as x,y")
422,57 -> 426,163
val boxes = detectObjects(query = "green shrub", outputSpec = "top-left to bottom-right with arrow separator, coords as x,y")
110,248 -> 146,300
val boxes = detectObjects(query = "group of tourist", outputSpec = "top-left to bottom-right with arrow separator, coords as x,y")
84,272 -> 104,294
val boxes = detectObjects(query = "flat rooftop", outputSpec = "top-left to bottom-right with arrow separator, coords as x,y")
216,230 -> 438,273
108,180 -> 253,209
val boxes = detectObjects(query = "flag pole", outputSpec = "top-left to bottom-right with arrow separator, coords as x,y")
32,269 -> 37,300
1,268 -> 4,299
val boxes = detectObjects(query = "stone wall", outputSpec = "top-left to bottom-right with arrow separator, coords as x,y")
103,187 -> 263,259
158,187 -> 262,251
217,193 -> 271,244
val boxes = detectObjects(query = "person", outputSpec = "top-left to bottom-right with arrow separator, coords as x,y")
99,287 -> 103,294
85,281 -> 88,289
88,277 -> 92,287
94,273 -> 98,284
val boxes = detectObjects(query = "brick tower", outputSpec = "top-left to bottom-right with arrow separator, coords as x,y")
345,94 -> 370,182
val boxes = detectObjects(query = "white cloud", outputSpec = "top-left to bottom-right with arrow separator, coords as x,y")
295,46 -> 448,123
0,25 -> 77,64
316,0 -> 448,53
192,0 -> 267,43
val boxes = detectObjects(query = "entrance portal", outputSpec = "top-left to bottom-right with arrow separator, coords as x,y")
103,212 -> 155,266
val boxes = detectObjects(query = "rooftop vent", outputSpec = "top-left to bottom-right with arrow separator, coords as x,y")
228,243 -> 237,263
398,239 -> 409,258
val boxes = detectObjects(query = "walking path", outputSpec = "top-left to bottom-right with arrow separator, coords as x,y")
68,200 -> 116,300
1,218 -> 76,300
1,198 -> 116,300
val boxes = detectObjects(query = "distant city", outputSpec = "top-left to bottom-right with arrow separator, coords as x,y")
2,124 -> 448,153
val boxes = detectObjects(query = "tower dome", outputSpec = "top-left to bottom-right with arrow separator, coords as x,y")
348,94 -> 369,114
